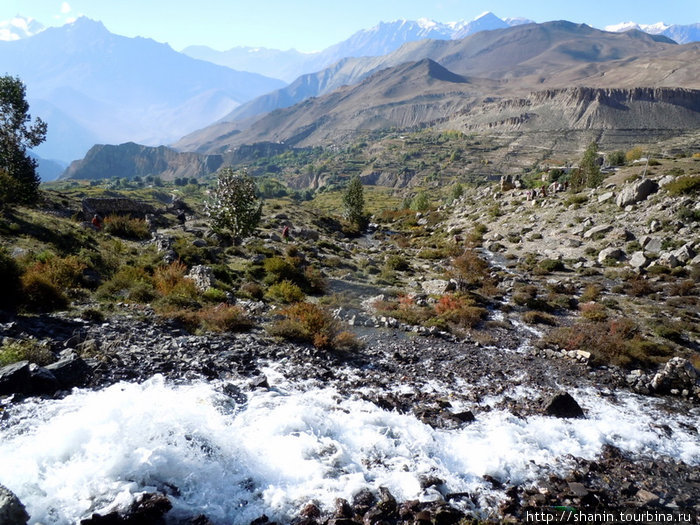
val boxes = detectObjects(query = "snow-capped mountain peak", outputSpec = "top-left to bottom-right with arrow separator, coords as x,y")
0,16 -> 45,41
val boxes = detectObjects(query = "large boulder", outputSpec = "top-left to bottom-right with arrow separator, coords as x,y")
420,279 -> 454,296
543,392 -> 585,418
0,484 -> 29,525
598,247 -> 625,264
0,361 -> 31,396
45,355 -> 90,389
616,179 -> 659,207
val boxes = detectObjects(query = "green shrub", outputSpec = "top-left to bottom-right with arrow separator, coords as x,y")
20,272 -> 68,312
522,311 -> 557,326
239,282 -> 264,300
0,340 -> 55,367
536,258 -> 564,274
266,280 -> 306,304
665,175 -> 700,195
103,215 -> 151,240
98,266 -> 155,302
267,302 -> 359,350
385,254 -> 409,271
263,256 -> 302,285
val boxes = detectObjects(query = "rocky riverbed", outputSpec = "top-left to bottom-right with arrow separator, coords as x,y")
1,307 -> 698,525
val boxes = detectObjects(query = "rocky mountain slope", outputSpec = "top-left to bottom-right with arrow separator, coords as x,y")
62,142 -> 224,181
196,21 -> 680,130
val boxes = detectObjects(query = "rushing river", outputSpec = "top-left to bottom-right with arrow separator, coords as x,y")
0,370 -> 698,525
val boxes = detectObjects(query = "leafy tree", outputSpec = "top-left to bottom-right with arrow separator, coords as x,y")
0,75 -> 47,205
410,191 -> 430,212
206,167 -> 262,240
342,175 -> 365,228
571,141 -> 603,191
607,150 -> 626,166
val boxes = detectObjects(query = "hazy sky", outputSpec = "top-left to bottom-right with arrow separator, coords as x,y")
1,0 -> 699,52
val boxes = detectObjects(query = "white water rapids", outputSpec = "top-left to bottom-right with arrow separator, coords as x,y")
0,370 -> 698,525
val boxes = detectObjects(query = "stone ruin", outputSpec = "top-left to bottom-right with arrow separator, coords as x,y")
82,197 -> 156,219
500,174 -> 522,192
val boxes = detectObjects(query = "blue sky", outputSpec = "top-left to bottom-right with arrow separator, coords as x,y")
1,0 -> 699,52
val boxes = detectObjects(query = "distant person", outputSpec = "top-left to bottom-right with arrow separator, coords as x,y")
91,214 -> 103,230
282,225 -> 290,242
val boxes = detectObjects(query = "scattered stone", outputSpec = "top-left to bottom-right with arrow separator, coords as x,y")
0,483 -> 29,525
635,489 -> 660,506
656,252 -> 679,268
543,392 -> 585,418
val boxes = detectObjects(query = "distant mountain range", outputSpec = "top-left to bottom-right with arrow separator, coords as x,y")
177,21 -> 696,153
0,17 -> 284,163
181,13 -> 533,82
605,21 -> 700,45
181,13 -> 700,83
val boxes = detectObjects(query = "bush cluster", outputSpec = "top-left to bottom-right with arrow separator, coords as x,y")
267,302 -> 360,350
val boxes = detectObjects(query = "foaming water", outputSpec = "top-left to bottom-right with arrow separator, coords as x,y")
0,375 -> 698,525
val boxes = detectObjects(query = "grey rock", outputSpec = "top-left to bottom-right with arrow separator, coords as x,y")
597,191 -> 614,203
0,361 -> 31,395
656,252 -> 679,268
543,392 -> 585,418
629,251 -> 650,269
650,357 -> 698,394
420,280 -> 452,296
642,236 -> 663,253
0,484 -> 29,525
671,243 -> 696,264
598,247 -> 625,264
616,179 -> 659,207
186,265 -> 215,291
45,355 -> 90,389
583,224 -> 612,239
192,239 -> 208,248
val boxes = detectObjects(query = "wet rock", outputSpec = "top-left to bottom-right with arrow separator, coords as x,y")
334,498 -> 353,519
80,492 -> 172,524
28,364 -> 60,395
45,355 -> 90,389
300,503 -> 321,518
0,361 -> 31,395
0,483 -> 29,525
352,489 -> 376,516
616,179 -> 659,207
543,392 -> 585,418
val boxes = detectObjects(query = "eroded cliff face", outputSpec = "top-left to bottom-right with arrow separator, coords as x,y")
62,143 -> 224,180
465,87 -> 700,132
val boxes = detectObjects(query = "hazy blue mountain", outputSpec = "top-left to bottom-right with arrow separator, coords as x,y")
605,21 -> 700,44
28,151 -> 67,182
0,17 -> 284,163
